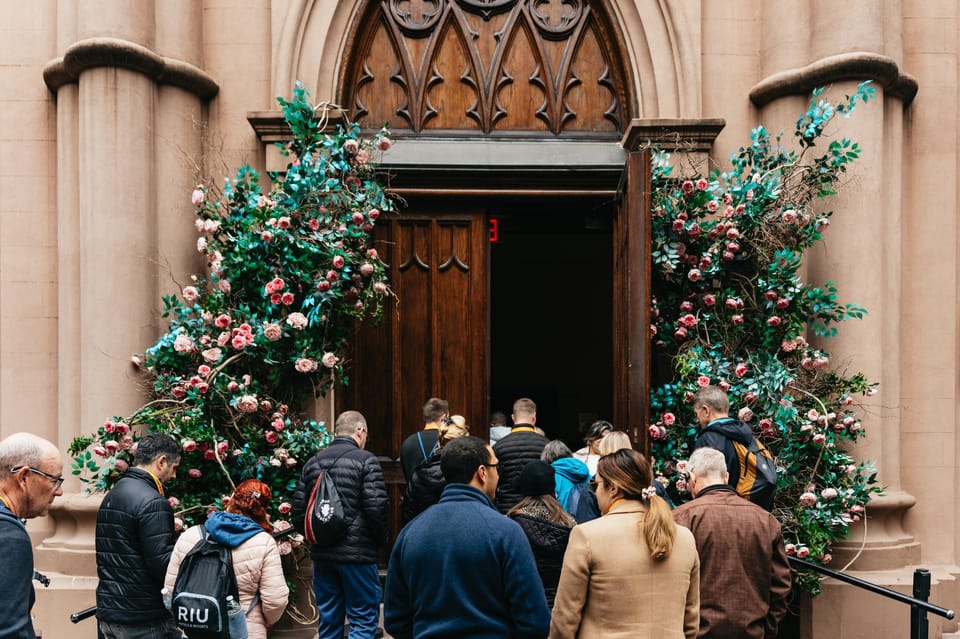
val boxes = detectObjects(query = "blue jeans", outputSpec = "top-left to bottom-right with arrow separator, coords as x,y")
312,560 -> 381,639
99,619 -> 181,639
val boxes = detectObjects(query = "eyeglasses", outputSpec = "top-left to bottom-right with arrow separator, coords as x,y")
11,466 -> 65,489
484,463 -> 499,471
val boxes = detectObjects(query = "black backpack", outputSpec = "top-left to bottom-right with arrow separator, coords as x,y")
171,526 -> 240,639
304,449 -> 357,546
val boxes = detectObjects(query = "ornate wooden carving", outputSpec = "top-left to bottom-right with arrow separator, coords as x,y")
342,0 -> 628,135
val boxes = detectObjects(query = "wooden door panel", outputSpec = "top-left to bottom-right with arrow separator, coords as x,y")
344,211 -> 488,455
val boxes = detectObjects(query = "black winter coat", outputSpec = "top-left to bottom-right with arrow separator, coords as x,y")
401,451 -> 444,524
95,467 -> 176,623
511,514 -> 573,608
291,436 -> 389,563
493,428 -> 548,514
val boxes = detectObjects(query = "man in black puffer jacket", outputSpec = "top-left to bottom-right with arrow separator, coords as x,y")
291,410 -> 388,639
96,433 -> 181,639
493,397 -> 548,514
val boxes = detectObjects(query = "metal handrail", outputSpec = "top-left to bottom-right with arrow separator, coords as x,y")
789,557 -> 955,639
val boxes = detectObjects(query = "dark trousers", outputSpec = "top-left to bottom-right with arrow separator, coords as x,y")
312,560 -> 381,639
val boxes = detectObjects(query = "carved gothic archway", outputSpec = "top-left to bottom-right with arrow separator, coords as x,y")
339,0 -> 633,136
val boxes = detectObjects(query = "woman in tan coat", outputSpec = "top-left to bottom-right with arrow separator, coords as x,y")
164,479 -> 289,639
549,449 -> 700,639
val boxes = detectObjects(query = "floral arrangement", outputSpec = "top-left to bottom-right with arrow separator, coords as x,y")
68,83 -> 396,546
648,82 -> 882,593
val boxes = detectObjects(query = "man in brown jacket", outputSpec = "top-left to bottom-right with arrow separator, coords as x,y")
673,447 -> 791,639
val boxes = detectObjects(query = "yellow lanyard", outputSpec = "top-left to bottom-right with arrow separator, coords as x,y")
512,426 -> 535,433
0,494 -> 13,515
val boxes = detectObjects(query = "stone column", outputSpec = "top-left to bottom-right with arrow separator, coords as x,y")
36,1 -> 218,635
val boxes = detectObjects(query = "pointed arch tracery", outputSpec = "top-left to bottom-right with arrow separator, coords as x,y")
340,0 -> 631,136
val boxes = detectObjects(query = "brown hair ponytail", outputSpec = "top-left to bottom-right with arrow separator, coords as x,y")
597,449 -> 677,561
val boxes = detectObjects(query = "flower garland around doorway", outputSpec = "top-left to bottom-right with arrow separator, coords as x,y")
648,82 -> 882,594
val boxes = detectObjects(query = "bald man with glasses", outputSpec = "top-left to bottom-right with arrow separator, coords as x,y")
0,432 -> 65,639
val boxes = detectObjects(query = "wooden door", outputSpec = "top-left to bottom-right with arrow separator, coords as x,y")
612,150 -> 652,452
342,207 -> 490,457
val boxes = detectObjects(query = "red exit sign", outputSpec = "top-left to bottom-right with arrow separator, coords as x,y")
489,217 -> 499,243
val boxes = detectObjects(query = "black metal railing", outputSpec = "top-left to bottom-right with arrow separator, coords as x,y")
790,557 -> 955,639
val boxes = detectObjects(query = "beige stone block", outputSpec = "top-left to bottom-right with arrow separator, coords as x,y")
0,140 -> 55,176
0,66 -> 50,97
900,400 -> 955,434
0,100 -> 55,141
202,6 -> 271,45
904,17 -> 950,53
0,175 -> 53,210
904,0 -> 957,18
0,28 -> 54,63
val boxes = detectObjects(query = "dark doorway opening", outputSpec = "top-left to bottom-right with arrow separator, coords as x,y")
489,197 -> 615,450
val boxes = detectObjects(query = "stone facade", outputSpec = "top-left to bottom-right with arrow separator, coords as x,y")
1,1 -> 958,637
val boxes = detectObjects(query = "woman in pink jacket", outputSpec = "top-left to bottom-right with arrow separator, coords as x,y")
165,479 -> 289,639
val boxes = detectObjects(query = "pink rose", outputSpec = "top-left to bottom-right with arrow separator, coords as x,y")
781,209 -> 798,223
174,517 -> 185,532
776,298 -> 789,309
277,216 -> 291,229
215,314 -> 232,328
93,445 -> 107,457
188,468 -> 202,478
317,280 -> 331,292
352,212 -> 365,224
679,313 -> 697,328
308,218 -> 321,231
104,420 -> 116,433
202,347 -> 222,364
278,502 -> 292,514
662,412 -> 676,426
687,269 -> 701,282
697,375 -> 711,387
767,316 -> 782,327
182,286 -> 199,303
260,400 -> 272,412
261,230 -> 273,242
322,352 -> 340,368
270,292 -> 282,305
286,313 -> 308,330
718,380 -> 730,391
231,335 -> 247,350
821,487 -> 838,500
373,281 -> 388,294
785,543 -> 796,555
227,381 -> 239,392
732,314 -> 744,325
738,407 -> 753,422
332,255 -> 345,269
673,327 -> 687,340
369,208 -> 380,220
265,431 -> 279,444
796,546 -> 810,559
734,363 -> 748,378
681,180 -> 695,195
377,136 -> 392,151
799,492 -> 817,507
281,292 -> 295,306
812,433 -> 826,445
171,385 -> 187,399
182,439 -> 197,452
343,139 -> 359,155
366,248 -> 378,259
238,395 -> 258,413
204,449 -> 216,461
197,364 -> 211,376
696,178 -> 708,191
360,263 -> 375,277
295,358 -> 318,373
116,422 -> 130,435
173,334 -> 196,353
104,440 -> 119,452
263,323 -> 282,341
192,188 -> 204,206
286,457 -> 298,467
758,418 -> 773,430
218,279 -> 231,294
648,424 -> 662,439
703,294 -> 716,307
272,418 -> 286,431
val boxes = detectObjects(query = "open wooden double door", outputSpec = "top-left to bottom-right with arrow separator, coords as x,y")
341,173 -> 651,459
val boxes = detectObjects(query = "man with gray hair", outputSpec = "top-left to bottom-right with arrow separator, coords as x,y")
292,410 -> 388,639
0,433 -> 64,639
672,447 -> 791,639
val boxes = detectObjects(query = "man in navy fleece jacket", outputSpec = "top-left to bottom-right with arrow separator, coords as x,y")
384,436 -> 550,639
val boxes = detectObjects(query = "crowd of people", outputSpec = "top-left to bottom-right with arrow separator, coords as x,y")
0,385 -> 791,639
